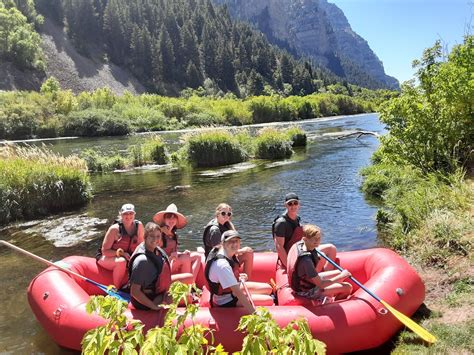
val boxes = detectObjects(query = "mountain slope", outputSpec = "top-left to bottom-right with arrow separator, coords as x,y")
214,0 -> 399,89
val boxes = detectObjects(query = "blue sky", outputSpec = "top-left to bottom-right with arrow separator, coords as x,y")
329,0 -> 473,84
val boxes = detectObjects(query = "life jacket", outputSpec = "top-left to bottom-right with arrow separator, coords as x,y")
204,247 -> 241,299
202,219 -> 231,257
272,214 -> 303,260
162,230 -> 178,256
287,240 -> 320,293
111,220 -> 141,254
128,243 -> 172,299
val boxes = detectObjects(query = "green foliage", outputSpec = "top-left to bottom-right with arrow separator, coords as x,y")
185,130 -> 248,167
0,2 -> 45,70
254,128 -> 293,160
64,109 -> 130,137
379,36 -> 474,174
361,163 -> 473,265
0,144 -> 91,225
236,307 -> 326,354
445,278 -> 474,307
286,126 -> 307,147
40,77 -> 61,94
142,136 -> 168,165
82,295 -> 144,354
82,283 -> 225,355
79,149 -> 127,173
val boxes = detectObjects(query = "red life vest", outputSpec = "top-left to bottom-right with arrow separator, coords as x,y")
287,240 -> 320,292
111,220 -> 141,254
162,231 -> 178,257
128,243 -> 171,299
204,247 -> 241,297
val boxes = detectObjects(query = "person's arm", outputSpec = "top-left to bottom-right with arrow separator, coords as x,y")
309,270 -> 351,288
230,284 -> 255,314
101,225 -> 119,257
130,284 -> 162,311
274,236 -> 288,267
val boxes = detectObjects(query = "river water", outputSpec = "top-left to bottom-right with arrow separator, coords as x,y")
0,113 -> 384,353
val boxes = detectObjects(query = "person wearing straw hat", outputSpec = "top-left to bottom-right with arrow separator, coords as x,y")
96,203 -> 144,288
153,203 -> 202,284
204,230 -> 273,314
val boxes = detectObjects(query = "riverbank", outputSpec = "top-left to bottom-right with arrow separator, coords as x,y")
0,87 -> 385,140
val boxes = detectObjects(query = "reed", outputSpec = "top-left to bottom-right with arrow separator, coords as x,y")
185,130 -> 248,167
255,128 -> 293,160
286,126 -> 307,147
0,145 -> 91,225
142,136 -> 168,164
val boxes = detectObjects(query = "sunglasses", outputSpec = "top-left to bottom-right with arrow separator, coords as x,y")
286,201 -> 299,206
220,211 -> 232,217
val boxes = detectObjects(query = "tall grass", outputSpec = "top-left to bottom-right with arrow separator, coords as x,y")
361,163 -> 473,265
0,89 -> 379,140
255,128 -> 293,160
185,130 -> 249,167
0,145 -> 91,225
286,126 -> 307,147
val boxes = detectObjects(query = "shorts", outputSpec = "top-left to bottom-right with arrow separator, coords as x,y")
295,286 -> 325,302
212,294 -> 238,308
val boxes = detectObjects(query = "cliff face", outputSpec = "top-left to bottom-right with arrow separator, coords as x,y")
214,0 -> 399,89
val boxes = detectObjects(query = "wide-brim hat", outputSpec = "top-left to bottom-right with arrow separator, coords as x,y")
153,203 -> 187,229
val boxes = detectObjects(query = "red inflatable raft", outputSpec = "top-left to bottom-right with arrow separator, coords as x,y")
27,248 -> 425,353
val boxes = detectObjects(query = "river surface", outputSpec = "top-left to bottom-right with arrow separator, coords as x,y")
0,113 -> 384,353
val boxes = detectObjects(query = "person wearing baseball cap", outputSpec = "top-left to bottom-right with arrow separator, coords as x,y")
204,230 -> 273,314
272,193 -> 337,272
96,203 -> 144,289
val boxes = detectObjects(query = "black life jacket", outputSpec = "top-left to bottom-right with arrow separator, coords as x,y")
128,243 -> 171,298
287,240 -> 320,293
202,219 -> 231,257
204,247 -> 241,300
272,214 -> 303,262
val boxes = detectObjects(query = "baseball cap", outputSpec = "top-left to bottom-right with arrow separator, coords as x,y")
120,203 -> 135,213
284,193 -> 299,203
221,230 -> 241,242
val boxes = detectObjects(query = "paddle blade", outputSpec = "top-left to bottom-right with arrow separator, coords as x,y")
381,300 -> 437,343
87,280 -> 131,303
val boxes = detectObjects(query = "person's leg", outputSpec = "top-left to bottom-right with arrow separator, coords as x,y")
321,282 -> 352,300
244,281 -> 273,295
173,253 -> 192,274
98,256 -> 127,288
317,243 -> 337,272
171,273 -> 194,284
238,247 -> 254,279
189,252 -> 202,282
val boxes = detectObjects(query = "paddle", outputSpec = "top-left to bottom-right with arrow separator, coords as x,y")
316,249 -> 437,344
0,240 -> 130,303
240,275 -> 255,309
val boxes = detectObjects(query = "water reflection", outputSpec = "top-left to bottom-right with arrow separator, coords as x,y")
0,113 -> 385,353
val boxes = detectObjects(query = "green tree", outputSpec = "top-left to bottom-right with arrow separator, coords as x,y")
379,36 -> 474,173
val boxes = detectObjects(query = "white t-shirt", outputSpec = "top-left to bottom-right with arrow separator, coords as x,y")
208,251 -> 239,305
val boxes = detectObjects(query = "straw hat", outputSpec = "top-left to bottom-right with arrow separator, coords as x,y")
153,203 -> 187,229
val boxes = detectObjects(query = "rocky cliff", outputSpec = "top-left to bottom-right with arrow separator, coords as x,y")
214,0 -> 399,89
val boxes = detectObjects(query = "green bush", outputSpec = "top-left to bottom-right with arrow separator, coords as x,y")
379,36 -> 474,174
255,128 -> 293,160
80,149 -> 127,172
0,145 -> 91,225
185,130 -> 248,167
286,126 -> 307,147
64,109 -> 130,136
143,136 -> 168,164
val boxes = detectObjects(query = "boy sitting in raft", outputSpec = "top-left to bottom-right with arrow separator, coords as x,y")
205,230 -> 273,314
287,224 -> 352,302
128,222 -> 171,311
